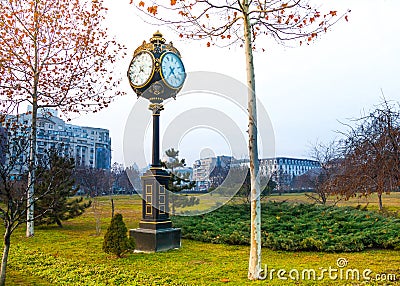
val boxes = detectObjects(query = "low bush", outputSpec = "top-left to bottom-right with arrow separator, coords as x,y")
172,202 -> 400,252
103,213 -> 130,257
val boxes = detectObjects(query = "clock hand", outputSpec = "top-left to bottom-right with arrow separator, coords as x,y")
169,66 -> 175,77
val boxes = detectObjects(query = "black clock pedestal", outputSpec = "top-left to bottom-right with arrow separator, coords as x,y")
129,103 -> 181,252
130,168 -> 181,252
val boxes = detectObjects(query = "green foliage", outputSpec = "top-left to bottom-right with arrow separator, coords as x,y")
162,148 -> 197,213
4,195 -> 400,285
10,245 -> 187,286
161,148 -> 195,193
172,202 -> 400,252
102,213 -> 129,257
35,149 -> 91,227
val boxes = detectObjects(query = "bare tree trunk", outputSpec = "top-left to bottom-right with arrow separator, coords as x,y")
321,190 -> 327,205
55,216 -> 63,228
0,227 -> 11,286
26,100 -> 37,237
111,198 -> 115,218
27,2 -> 40,237
378,193 -> 383,211
243,2 -> 262,280
92,198 -> 101,235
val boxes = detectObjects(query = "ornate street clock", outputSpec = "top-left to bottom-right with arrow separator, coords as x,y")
127,32 -> 185,253
127,31 -> 186,104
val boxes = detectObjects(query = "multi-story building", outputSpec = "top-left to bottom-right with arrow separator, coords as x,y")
5,108 -> 111,169
192,155 -> 233,191
259,157 -> 320,189
192,155 -> 320,191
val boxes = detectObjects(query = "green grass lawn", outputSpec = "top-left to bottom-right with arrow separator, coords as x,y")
4,194 -> 400,285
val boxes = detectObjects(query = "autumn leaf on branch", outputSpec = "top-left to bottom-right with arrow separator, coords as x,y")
147,5 -> 158,15
133,0 -> 349,50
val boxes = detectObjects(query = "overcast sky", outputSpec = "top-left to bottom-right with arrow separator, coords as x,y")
68,0 -> 400,167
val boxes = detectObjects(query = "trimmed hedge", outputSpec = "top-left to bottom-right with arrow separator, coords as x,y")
172,202 -> 400,252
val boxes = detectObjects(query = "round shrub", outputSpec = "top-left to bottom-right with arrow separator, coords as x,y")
103,213 -> 129,257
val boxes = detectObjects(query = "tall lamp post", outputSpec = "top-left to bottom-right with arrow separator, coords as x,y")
127,32 -> 186,252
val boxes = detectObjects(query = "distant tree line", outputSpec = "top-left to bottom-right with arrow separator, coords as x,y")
73,163 -> 141,197
209,165 -> 277,201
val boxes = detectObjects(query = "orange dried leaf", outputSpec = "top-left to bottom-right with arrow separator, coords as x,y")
345,15 -> 349,22
329,11 -> 337,16
138,1 -> 145,7
147,5 -> 158,15
170,0 -> 177,5
207,42 -> 211,47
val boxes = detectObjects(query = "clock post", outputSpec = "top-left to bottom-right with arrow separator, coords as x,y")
127,32 -> 185,252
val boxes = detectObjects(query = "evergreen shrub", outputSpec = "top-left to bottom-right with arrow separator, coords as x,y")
103,213 -> 129,257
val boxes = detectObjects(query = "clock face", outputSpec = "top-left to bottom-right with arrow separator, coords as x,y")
160,52 -> 186,88
128,51 -> 154,88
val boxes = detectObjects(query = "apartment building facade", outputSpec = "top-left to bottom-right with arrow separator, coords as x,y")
192,155 -> 320,191
5,108 -> 111,170
259,157 -> 320,188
